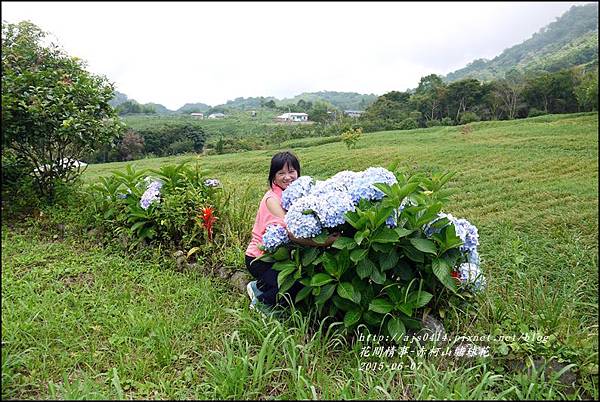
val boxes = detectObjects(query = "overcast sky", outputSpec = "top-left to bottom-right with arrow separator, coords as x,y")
2,1 -> 591,110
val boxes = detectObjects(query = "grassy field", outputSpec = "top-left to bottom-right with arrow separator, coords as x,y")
119,108 -> 320,154
2,112 -> 598,399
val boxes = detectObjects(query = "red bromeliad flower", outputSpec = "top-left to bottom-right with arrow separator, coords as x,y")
200,206 -> 217,241
451,271 -> 460,281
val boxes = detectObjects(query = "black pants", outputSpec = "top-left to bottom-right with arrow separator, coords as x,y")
245,255 -> 303,307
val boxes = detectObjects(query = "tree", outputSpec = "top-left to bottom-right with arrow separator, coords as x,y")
118,131 -> 145,161
2,21 -> 124,198
482,82 -> 505,120
181,124 -> 206,152
574,67 -> 598,111
446,79 -> 484,122
523,72 -> 554,113
135,122 -> 205,156
546,69 -> 579,113
363,91 -> 412,122
492,70 -> 525,120
382,91 -> 411,104
116,100 -> 142,115
308,100 -> 334,123
270,127 -> 288,147
413,74 -> 447,122
215,136 -> 225,154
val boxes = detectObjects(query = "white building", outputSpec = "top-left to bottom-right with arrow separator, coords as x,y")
275,112 -> 309,122
208,113 -> 226,119
190,112 -> 204,119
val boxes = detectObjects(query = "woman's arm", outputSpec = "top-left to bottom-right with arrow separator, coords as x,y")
266,197 -> 286,219
265,198 -> 339,247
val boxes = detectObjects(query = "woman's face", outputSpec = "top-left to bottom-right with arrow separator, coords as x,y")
273,163 -> 298,190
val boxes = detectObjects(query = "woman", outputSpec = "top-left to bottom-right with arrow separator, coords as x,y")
244,151 -> 338,311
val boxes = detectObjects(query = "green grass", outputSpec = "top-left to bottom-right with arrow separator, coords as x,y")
3,112 -> 598,399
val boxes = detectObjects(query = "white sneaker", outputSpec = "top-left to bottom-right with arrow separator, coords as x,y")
246,281 -> 260,309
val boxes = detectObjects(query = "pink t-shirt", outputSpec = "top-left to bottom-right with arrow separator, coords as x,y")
245,185 -> 287,258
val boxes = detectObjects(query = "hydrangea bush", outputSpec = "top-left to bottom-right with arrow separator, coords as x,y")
90,160 -> 221,250
258,165 -> 485,339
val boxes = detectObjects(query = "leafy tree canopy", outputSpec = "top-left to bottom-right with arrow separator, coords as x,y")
1,20 -> 124,198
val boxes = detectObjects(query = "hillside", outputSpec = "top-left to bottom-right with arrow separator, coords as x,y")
111,91 -> 378,115
208,91 -> 377,111
145,102 -> 174,114
177,102 -> 212,114
278,91 -> 378,111
109,91 -> 173,114
213,96 -> 277,110
107,91 -> 129,107
445,3 -> 598,82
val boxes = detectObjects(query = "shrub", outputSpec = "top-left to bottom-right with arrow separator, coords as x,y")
168,139 -> 195,155
1,149 -> 30,190
258,168 -> 484,340
357,119 -> 384,133
135,122 -> 205,157
398,118 -> 419,130
458,112 -> 480,125
528,108 -> 547,117
340,127 -> 363,149
426,119 -> 441,128
2,21 -> 124,199
2,149 -> 44,217
89,160 -> 221,252
440,117 -> 454,126
119,131 -> 145,161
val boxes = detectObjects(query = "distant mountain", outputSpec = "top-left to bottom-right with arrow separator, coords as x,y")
209,96 -> 276,110
176,102 -> 211,114
145,103 -> 173,114
444,3 -> 598,82
110,91 -> 378,114
108,91 -> 129,107
278,91 -> 378,110
109,91 -> 173,114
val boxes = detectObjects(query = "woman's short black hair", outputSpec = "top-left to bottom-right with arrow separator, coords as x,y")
268,151 -> 301,187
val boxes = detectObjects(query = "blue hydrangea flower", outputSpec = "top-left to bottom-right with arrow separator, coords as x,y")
262,224 -> 290,252
204,178 -> 221,187
311,190 -> 355,228
329,170 -> 360,191
348,167 -> 397,204
311,170 -> 361,197
453,218 -> 479,253
284,194 -> 322,238
282,176 -> 314,210
424,213 -> 480,263
140,180 -> 163,210
467,249 -> 480,266
311,178 -> 347,197
455,262 -> 486,292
